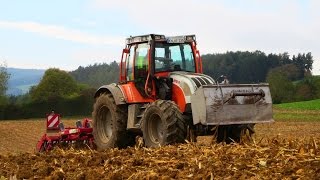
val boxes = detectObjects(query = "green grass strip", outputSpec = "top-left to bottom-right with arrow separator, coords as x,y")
274,99 -> 320,110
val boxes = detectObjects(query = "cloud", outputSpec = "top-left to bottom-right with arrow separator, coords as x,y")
91,0 -> 319,45
2,1 -> 319,74
71,18 -> 97,27
0,20 -> 124,46
92,0 -> 320,74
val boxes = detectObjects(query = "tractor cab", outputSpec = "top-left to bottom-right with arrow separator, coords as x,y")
119,34 -> 202,102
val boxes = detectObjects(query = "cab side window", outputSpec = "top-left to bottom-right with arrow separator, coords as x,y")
126,46 -> 135,81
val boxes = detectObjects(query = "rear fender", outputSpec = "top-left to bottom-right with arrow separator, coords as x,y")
94,83 -> 126,105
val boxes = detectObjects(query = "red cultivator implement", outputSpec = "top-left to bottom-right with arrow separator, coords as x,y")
36,112 -> 95,152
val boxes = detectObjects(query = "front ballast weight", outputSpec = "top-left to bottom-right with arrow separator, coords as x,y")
191,84 -> 274,126
224,89 -> 265,104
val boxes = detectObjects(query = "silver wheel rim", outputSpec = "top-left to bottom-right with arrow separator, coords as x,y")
148,113 -> 164,144
97,105 -> 113,144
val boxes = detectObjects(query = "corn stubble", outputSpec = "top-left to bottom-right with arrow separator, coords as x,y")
0,135 -> 319,179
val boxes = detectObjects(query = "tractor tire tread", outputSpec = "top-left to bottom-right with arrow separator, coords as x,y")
142,100 -> 186,147
93,93 -> 134,150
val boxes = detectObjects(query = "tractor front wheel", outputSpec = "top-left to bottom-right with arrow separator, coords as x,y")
92,93 -> 133,150
142,100 -> 186,147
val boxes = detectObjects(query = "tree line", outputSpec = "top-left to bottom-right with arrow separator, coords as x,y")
0,51 -> 318,119
69,51 -> 314,86
0,68 -> 95,119
202,51 -> 313,83
201,51 -> 319,103
70,61 -> 119,88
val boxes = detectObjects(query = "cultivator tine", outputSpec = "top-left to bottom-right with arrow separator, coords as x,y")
76,120 -> 82,128
38,141 -> 47,152
59,122 -> 65,131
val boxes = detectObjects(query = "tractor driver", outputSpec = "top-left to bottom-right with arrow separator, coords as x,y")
135,51 -> 148,78
137,54 -> 148,72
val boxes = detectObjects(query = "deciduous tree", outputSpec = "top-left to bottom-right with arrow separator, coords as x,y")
30,68 -> 79,101
0,62 -> 10,96
266,71 -> 295,103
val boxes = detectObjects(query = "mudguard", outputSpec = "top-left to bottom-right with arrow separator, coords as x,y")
94,83 -> 126,105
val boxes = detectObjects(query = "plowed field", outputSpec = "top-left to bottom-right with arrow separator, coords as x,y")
0,118 -> 320,179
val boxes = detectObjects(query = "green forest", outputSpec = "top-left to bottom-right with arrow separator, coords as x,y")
0,51 -> 319,120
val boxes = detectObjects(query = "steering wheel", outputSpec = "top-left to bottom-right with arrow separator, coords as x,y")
155,57 -> 173,63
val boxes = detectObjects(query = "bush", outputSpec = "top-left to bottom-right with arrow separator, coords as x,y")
267,71 -> 295,104
0,88 -> 96,120
295,76 -> 320,101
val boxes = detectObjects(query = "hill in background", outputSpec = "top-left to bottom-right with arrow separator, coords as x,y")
7,68 -> 45,96
5,51 -> 316,98
70,61 -> 119,88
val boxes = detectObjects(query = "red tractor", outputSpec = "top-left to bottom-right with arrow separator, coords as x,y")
93,34 -> 273,149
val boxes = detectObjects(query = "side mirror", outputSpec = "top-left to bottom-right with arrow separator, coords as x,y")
123,48 -> 129,54
120,48 -> 130,83
195,50 -> 202,73
196,50 -> 200,57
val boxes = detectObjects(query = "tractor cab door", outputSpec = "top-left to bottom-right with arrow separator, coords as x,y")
134,43 -> 149,96
125,43 -> 150,97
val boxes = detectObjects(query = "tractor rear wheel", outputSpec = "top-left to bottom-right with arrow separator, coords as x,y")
93,93 -> 133,150
142,100 -> 186,147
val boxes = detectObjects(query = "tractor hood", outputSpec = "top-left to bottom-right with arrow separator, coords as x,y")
169,71 -> 215,91
169,71 -> 215,104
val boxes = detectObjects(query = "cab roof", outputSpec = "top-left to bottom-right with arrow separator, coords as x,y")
125,34 -> 196,45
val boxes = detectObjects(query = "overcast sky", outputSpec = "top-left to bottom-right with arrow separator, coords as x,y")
0,0 -> 319,75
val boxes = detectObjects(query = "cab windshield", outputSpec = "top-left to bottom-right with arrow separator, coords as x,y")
154,43 -> 195,73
